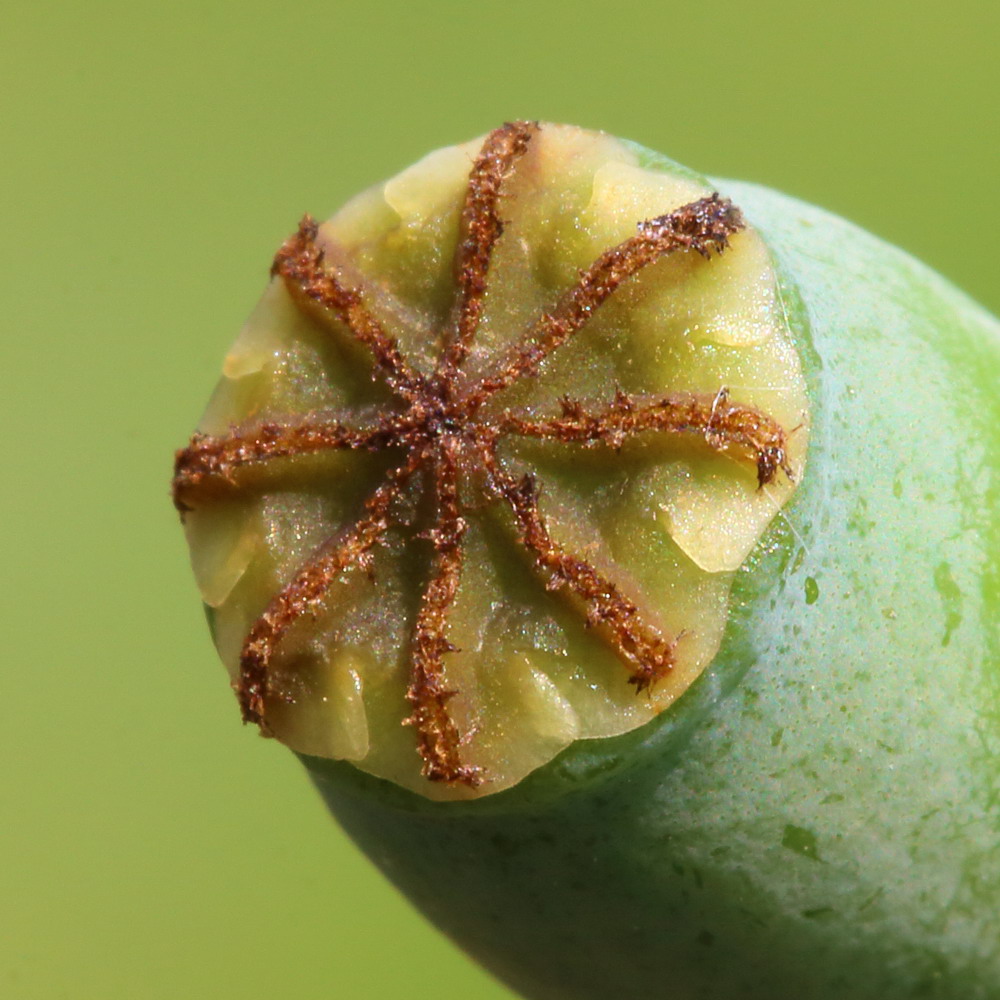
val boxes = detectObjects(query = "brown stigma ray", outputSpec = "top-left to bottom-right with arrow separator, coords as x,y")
439,120 -> 538,381
501,387 -> 793,488
403,436 -> 481,785
172,419 -> 394,511
172,122 -> 794,786
272,217 -> 428,402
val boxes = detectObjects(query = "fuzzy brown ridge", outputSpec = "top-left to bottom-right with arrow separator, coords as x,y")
172,121 -> 792,786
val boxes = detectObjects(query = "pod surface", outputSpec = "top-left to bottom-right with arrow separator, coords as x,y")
304,178 -> 1000,1000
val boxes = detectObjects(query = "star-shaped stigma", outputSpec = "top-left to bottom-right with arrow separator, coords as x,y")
173,121 -> 793,788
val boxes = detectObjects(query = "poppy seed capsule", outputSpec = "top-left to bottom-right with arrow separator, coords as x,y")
174,124 -> 1000,999
174,122 -> 808,799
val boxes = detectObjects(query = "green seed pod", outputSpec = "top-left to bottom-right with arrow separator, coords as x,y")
173,123 -> 1000,998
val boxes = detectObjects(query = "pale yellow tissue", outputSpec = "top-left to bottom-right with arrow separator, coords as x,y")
508,654 -> 580,744
222,281 -> 289,379
658,471 -> 780,573
533,126 -> 635,187
185,504 -> 259,608
383,141 -> 480,225
327,659 -> 370,761
322,184 -> 396,251
684,232 -> 779,347
197,372 -> 266,436
585,161 -> 703,238
554,664 -> 652,739
211,597 -> 256,681
276,654 -> 371,761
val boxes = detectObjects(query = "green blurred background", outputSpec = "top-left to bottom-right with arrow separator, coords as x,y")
3,1 -> 997,997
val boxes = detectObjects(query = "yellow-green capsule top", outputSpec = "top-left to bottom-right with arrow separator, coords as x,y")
173,122 -> 808,799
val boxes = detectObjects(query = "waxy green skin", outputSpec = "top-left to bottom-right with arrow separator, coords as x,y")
302,179 -> 1000,998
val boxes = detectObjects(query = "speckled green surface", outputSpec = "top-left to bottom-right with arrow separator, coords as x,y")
304,181 -> 1000,999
